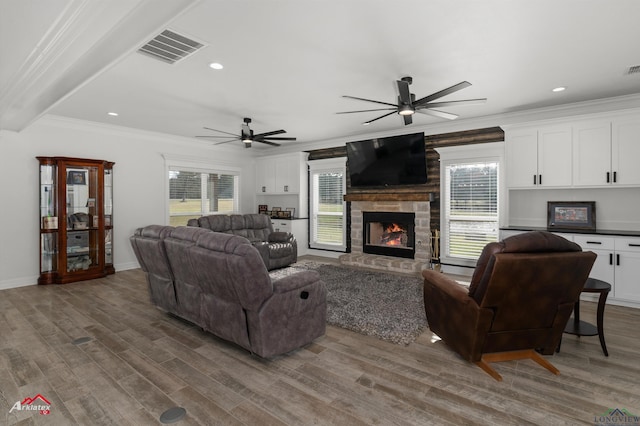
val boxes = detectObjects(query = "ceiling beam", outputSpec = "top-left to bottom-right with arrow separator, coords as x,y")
0,0 -> 200,132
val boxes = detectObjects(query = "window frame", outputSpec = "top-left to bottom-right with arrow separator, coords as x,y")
164,155 -> 241,225
436,142 -> 505,269
308,157 -> 347,252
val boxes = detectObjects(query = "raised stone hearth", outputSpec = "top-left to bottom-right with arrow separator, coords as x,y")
339,199 -> 430,274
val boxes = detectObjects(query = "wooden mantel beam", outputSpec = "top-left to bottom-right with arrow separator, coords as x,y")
344,192 -> 432,202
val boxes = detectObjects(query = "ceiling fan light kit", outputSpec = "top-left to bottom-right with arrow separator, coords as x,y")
195,117 -> 296,148
338,76 -> 486,125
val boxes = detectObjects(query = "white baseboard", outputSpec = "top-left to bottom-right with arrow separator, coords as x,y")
0,277 -> 37,290
304,249 -> 344,259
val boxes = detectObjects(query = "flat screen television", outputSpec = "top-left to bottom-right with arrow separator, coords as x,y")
346,132 -> 427,188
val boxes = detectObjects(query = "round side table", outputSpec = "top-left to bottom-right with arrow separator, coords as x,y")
562,277 -> 611,356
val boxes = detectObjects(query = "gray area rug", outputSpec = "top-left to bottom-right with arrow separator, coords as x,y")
271,261 -> 427,345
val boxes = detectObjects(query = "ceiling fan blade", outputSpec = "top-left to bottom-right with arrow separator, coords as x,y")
213,138 -> 241,145
416,108 -> 459,120
364,110 -> 397,124
403,114 -> 413,125
203,127 -> 239,137
195,135 -> 239,138
413,81 -> 472,106
337,108 -> 397,114
423,98 -> 487,109
260,137 -> 297,141
397,79 -> 412,105
256,140 -> 281,146
254,129 -> 286,138
342,95 -> 398,108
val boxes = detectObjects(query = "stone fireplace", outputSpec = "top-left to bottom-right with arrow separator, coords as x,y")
339,196 -> 431,273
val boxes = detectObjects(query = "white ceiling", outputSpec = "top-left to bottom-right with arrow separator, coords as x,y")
3,0 -> 640,151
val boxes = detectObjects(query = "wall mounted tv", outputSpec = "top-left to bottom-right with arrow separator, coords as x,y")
346,132 -> 427,188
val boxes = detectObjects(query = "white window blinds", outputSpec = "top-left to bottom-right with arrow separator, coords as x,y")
309,158 -> 346,251
168,169 -> 237,226
445,161 -> 499,260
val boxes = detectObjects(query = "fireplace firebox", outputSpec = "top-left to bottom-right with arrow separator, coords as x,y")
362,211 -> 415,259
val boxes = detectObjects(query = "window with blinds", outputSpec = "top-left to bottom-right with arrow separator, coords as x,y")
309,158 -> 346,251
444,161 -> 499,260
168,169 -> 237,226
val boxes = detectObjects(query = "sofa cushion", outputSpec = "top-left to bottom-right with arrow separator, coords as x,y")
198,215 -> 232,233
230,214 -> 272,242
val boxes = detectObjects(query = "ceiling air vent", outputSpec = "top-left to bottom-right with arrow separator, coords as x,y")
138,29 -> 204,64
627,65 -> 640,75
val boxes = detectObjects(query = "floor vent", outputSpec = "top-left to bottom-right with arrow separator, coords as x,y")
138,29 -> 204,64
627,65 -> 640,75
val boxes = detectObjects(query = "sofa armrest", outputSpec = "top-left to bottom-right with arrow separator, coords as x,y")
272,270 -> 321,293
268,232 -> 294,243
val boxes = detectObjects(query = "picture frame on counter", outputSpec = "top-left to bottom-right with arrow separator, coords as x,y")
547,201 -> 596,231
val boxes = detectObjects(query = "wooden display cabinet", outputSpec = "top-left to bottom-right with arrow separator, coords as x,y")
37,156 -> 115,284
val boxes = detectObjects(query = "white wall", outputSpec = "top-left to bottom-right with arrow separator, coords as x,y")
0,116 -> 256,289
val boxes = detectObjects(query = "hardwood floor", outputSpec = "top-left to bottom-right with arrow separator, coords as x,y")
1,265 -> 639,425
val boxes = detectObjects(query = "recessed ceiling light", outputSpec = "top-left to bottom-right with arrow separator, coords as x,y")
107,112 -> 119,116
552,87 -> 566,92
209,62 -> 223,70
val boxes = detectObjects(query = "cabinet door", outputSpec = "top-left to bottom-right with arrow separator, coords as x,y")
572,121 -> 611,186
537,126 -> 572,187
271,219 -> 291,233
614,250 -> 640,302
506,130 -> 538,188
274,156 -> 299,193
612,116 -> 640,185
586,249 -> 615,284
573,235 -> 615,283
256,158 -> 276,193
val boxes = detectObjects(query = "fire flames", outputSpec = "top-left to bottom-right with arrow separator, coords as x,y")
382,223 -> 406,246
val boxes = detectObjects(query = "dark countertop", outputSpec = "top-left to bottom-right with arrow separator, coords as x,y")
501,226 -> 640,238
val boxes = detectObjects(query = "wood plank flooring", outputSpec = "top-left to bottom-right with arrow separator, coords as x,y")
1,264 -> 639,425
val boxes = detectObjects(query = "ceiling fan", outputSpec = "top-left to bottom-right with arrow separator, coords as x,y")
195,117 -> 296,148
338,77 -> 486,125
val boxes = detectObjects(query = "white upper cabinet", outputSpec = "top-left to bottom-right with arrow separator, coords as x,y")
506,125 -> 572,188
506,130 -> 538,188
573,114 -> 640,187
612,115 -> 640,186
255,152 -> 306,194
572,120 -> 612,186
507,111 -> 640,189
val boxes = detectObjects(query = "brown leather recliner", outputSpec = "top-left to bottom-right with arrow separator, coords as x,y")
422,231 -> 596,381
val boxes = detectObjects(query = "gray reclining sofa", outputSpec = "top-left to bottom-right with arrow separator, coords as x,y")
130,225 -> 327,358
188,214 -> 297,270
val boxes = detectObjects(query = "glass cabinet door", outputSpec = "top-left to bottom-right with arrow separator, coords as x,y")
65,165 -> 100,273
104,167 -> 113,267
40,163 -> 58,274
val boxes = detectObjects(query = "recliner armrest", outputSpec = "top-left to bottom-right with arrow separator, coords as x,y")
268,232 -> 294,243
272,270 -> 321,293
423,269 -> 493,362
422,270 -> 471,303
